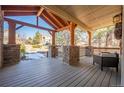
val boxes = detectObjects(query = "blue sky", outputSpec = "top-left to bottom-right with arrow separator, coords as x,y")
4,16 -> 53,38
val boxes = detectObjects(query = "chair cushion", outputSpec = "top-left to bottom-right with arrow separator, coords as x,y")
102,53 -> 117,57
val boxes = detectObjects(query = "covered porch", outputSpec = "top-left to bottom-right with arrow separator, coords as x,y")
0,5 -> 123,87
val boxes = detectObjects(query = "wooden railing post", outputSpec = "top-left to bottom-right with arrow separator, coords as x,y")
8,22 -> 16,44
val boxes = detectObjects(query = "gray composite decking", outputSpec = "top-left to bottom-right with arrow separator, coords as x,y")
0,57 -> 121,87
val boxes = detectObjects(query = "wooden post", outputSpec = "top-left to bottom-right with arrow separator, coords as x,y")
36,16 -> 39,26
69,22 -> 76,46
48,31 -> 58,58
8,22 -> 16,44
121,5 -> 124,86
52,31 -> 55,45
87,31 -> 92,46
0,6 -> 4,68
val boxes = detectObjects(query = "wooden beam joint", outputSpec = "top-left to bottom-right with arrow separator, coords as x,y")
37,7 -> 44,16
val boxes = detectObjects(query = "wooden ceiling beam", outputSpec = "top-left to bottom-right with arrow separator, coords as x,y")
41,12 -> 59,29
39,16 -> 56,29
4,12 -> 37,16
36,7 -> 55,35
37,7 -> 44,16
56,25 -> 70,31
37,7 -> 57,29
42,5 -> 92,31
4,17 -> 55,32
46,10 -> 64,27
2,5 -> 39,12
66,21 -> 70,25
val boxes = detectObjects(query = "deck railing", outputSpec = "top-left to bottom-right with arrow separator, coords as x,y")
93,47 -> 120,54
57,46 -> 120,58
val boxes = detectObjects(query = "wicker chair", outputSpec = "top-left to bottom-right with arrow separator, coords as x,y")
93,53 -> 119,72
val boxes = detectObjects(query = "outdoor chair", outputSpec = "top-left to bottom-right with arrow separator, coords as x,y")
93,52 -> 119,72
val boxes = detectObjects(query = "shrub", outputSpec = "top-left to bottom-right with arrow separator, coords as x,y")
32,44 -> 42,48
20,43 -> 26,57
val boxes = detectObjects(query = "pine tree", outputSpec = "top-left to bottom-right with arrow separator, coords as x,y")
27,37 -> 33,44
33,31 -> 42,45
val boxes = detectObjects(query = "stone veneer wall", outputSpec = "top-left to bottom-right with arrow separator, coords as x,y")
3,44 -> 20,66
63,46 -> 79,65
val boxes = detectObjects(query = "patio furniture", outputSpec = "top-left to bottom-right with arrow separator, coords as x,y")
93,52 -> 119,72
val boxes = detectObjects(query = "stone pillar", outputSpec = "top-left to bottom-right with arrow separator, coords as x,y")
0,6 -> 4,68
8,22 -> 16,44
63,46 -> 79,65
121,5 -> 124,86
3,44 -> 20,66
48,45 -> 58,58
84,46 -> 94,56
62,22 -> 79,65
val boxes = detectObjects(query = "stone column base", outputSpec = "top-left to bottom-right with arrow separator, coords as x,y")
3,44 -> 20,66
84,46 -> 94,56
48,46 -> 58,58
63,46 -> 79,65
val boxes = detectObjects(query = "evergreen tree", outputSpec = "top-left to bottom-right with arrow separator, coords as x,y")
27,37 -> 33,44
33,31 -> 42,44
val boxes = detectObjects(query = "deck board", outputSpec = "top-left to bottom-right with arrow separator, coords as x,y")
42,65 -> 91,87
0,57 -> 120,87
57,65 -> 93,87
85,69 -> 102,87
101,70 -> 112,87
109,70 -> 117,87
75,66 -> 98,87
65,66 -> 96,87
21,66 -> 77,87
